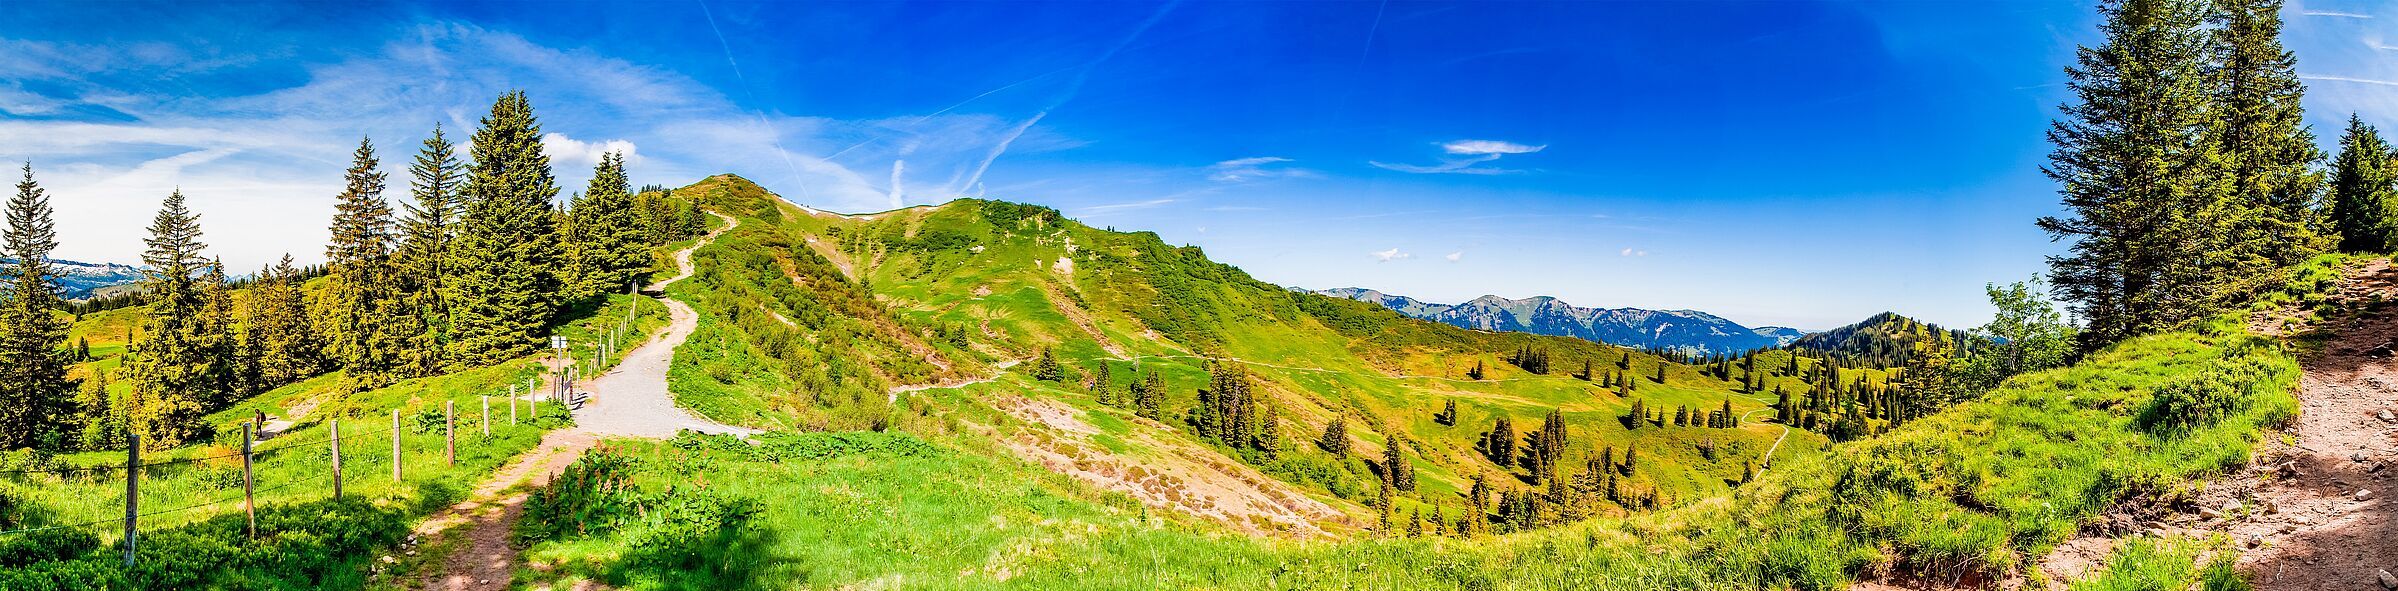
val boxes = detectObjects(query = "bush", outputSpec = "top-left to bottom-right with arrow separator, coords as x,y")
2136,361 -> 2268,435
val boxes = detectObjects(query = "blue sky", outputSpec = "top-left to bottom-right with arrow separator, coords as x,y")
3,1 -> 2393,329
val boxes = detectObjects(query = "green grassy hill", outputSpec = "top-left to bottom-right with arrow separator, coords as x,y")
656,174 -> 1831,530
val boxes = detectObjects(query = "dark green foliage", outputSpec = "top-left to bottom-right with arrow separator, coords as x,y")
1505,346 -> 1550,374
1131,370 -> 1164,419
1382,434 -> 1416,492
566,151 -> 649,300
125,190 -> 221,447
1518,410 -> 1566,484
0,164 -> 74,449
2329,115 -> 2398,253
1316,417 -> 1350,457
322,137 -> 410,390
1189,362 -> 1275,455
245,256 -> 325,389
1432,399 -> 1458,426
448,91 -> 564,367
1030,347 -> 1066,382
1479,415 -> 1516,465
397,124 -> 463,375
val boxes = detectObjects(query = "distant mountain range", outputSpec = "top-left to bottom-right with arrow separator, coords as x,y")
1313,287 -> 1807,355
1,258 -> 145,300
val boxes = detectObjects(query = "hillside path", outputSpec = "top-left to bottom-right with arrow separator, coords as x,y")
2215,258 -> 2398,590
410,211 -> 751,591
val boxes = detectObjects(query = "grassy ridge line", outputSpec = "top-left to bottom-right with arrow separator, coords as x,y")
501,257 -> 2327,590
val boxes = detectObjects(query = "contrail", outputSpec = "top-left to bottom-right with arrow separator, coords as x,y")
957,1 -> 1180,197
697,0 -> 814,201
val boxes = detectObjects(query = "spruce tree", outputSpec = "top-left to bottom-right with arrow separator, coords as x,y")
397,124 -> 463,375
448,91 -> 564,367
323,137 -> 408,389
1383,434 -> 1416,492
565,151 -> 648,299
246,255 -> 324,388
2207,0 -> 2328,277
1318,417 -> 1351,457
125,190 -> 216,447
0,164 -> 75,449
2039,0 -> 2223,347
2329,115 -> 2398,253
1482,415 -> 1517,465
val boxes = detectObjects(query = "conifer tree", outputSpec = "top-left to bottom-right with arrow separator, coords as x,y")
1521,409 -> 1567,484
1383,434 -> 1416,492
125,190 -> 217,447
565,151 -> 648,299
323,137 -> 408,389
1133,370 -> 1164,419
448,91 -> 564,366
2039,0 -> 2224,347
0,164 -> 74,449
2329,115 -> 2398,253
246,255 -> 323,388
1318,417 -> 1351,457
396,124 -> 463,375
1480,415 -> 1518,465
2207,0 -> 2328,276
199,259 -> 243,403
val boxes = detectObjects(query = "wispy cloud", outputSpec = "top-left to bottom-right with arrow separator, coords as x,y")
1444,251 -> 1463,262
1078,198 -> 1177,214
1372,247 -> 1411,262
2302,74 -> 2398,86
1619,248 -> 1648,257
1371,138 -> 1546,175
2303,10 -> 2373,19
1208,156 -> 1313,182
1442,139 -> 1545,155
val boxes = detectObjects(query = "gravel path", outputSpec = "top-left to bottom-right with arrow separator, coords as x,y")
575,211 -> 754,439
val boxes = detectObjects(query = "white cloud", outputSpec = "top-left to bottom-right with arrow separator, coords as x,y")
1441,139 -> 1546,155
1444,251 -> 1463,262
1619,248 -> 1648,257
1371,138 -> 1545,175
0,23 -> 1085,271
541,132 -> 638,169
1372,247 -> 1411,262
2303,11 -> 2372,18
1208,156 -> 1313,182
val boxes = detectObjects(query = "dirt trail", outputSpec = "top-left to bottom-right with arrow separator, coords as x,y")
406,211 -> 751,591
2212,257 -> 2398,590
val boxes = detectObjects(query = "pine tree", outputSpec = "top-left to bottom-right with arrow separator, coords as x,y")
2207,0 -> 2328,278
1481,415 -> 1517,465
565,151 -> 648,299
2039,0 -> 2225,347
1520,409 -> 1567,484
246,255 -> 323,388
1031,347 -> 1065,382
1318,417 -> 1351,457
125,190 -> 217,448
447,91 -> 564,367
0,164 -> 75,449
323,137 -> 408,389
1133,370 -> 1163,419
1383,434 -> 1416,492
2329,115 -> 2398,253
396,124 -> 463,375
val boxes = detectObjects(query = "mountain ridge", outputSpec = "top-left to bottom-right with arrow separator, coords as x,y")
1314,286 -> 1807,354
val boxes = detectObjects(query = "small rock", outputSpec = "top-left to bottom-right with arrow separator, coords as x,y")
2222,499 -> 2243,514
405,550 -> 417,557
2245,535 -> 2263,548
2358,489 -> 2377,501
478,579 -> 489,585
379,555 -> 394,564
2279,523 -> 2297,533
2359,452 -> 2373,462
2380,568 -> 2398,590
2200,507 -> 2223,519
2379,410 -> 2395,423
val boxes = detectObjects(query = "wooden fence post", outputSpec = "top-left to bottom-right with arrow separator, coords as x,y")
481,395 -> 490,436
444,400 -> 456,467
391,409 -> 402,484
123,432 -> 138,566
241,423 -> 256,540
330,420 -> 343,500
